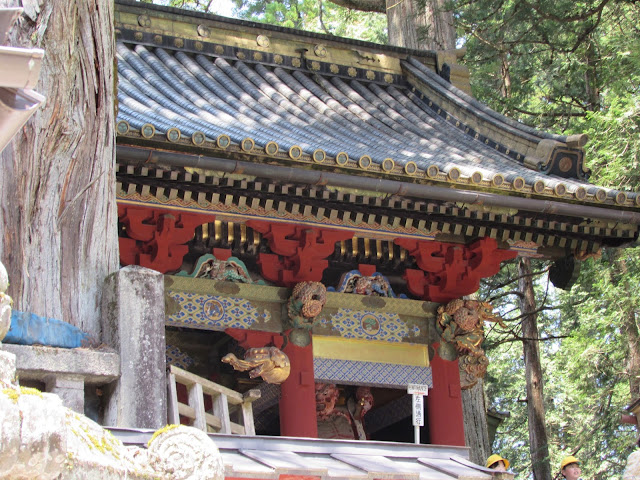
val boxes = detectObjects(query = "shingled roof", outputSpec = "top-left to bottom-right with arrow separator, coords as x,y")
114,0 -> 640,259
109,429 -> 503,480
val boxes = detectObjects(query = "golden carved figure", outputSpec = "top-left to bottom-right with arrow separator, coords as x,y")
222,346 -> 291,384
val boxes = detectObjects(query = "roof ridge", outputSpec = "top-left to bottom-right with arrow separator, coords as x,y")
115,0 -> 436,59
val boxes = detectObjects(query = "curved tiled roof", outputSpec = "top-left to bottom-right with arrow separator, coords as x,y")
109,429 -> 497,480
114,8 -> 640,210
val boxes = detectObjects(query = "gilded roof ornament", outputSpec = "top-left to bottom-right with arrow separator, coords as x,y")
197,24 -> 210,37
141,123 -> 155,139
314,44 -> 327,57
192,131 -> 205,146
166,128 -> 181,142
137,15 -> 150,27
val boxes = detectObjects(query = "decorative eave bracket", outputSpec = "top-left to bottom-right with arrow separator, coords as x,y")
396,237 -> 517,302
118,206 -> 213,273
247,221 -> 354,287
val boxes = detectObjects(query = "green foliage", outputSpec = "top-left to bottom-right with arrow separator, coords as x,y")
573,96 -> 640,189
147,0 -> 387,42
230,0 -> 387,42
458,0 -> 640,130
462,0 -> 640,476
482,259 -> 639,479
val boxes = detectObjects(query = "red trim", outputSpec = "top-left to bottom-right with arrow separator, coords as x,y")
279,475 -> 322,480
247,221 -> 353,286
280,337 -> 318,438
396,237 -> 517,302
118,206 -> 213,273
427,350 -> 465,446
358,264 -> 377,276
225,328 -> 284,350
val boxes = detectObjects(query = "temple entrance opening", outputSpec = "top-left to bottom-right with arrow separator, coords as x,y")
165,326 -> 428,442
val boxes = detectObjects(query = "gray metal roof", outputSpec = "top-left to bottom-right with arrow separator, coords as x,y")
109,429 -> 507,480
113,0 -> 640,212
115,41 -> 506,171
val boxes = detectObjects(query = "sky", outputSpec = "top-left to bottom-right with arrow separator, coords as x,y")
212,0 -> 235,17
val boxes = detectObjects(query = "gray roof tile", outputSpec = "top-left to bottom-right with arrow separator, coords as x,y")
114,13 -> 639,210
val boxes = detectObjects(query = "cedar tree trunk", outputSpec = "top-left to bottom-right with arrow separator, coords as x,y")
462,378 -> 491,464
386,0 -> 456,50
518,257 -> 552,480
612,252 -> 640,397
0,0 -> 118,338
329,0 -> 456,50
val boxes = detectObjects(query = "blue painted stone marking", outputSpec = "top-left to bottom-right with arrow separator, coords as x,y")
4,310 -> 90,348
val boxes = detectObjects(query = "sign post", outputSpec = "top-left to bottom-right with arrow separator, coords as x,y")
408,383 -> 429,444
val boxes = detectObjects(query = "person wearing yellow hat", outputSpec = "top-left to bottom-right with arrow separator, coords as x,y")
486,454 -> 510,472
560,456 -> 581,480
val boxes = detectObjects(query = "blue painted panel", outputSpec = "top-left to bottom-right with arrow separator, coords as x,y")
5,310 -> 89,348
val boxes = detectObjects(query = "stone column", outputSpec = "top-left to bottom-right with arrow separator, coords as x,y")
45,374 -> 85,414
102,266 -> 166,429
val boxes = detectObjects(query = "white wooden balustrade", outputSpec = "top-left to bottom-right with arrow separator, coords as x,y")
167,364 -> 260,435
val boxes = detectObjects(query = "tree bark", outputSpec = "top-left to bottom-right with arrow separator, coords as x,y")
0,1 -> 118,338
518,257 -> 552,480
329,0 -> 456,50
386,0 -> 456,50
624,308 -> 640,397
329,0 -> 385,13
462,378 -> 491,465
612,252 -> 640,397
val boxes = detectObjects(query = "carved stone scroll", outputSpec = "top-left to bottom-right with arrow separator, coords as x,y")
147,425 -> 224,480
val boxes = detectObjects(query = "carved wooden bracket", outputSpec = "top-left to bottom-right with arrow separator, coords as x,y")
247,221 -> 353,287
118,206 -> 213,273
395,237 -> 517,302
225,328 -> 284,350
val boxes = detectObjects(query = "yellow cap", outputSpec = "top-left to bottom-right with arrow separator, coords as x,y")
560,456 -> 580,471
486,454 -> 510,469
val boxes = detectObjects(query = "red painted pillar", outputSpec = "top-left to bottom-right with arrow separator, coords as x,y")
427,351 -> 465,446
280,339 -> 318,438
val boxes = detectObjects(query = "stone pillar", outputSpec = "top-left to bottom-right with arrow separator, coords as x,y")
102,266 -> 166,429
280,340 -> 318,438
0,349 -> 16,387
427,353 -> 465,446
45,374 -> 85,414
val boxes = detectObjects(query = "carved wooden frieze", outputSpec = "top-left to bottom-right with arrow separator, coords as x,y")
164,276 -> 287,332
165,276 -> 437,346
312,292 -> 437,345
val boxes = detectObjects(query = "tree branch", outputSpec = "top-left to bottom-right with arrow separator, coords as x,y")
523,0 -> 611,24
326,0 -> 385,13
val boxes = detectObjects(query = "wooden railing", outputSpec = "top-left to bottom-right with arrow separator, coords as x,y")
167,364 -> 261,435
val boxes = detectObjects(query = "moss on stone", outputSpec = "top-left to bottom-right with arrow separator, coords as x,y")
2,386 -> 43,403
148,424 -> 181,446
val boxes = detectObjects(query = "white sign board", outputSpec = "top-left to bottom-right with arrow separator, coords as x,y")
412,394 -> 424,427
407,383 -> 429,396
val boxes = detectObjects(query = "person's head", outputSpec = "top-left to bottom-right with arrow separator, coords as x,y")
560,456 -> 581,480
486,454 -> 510,472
